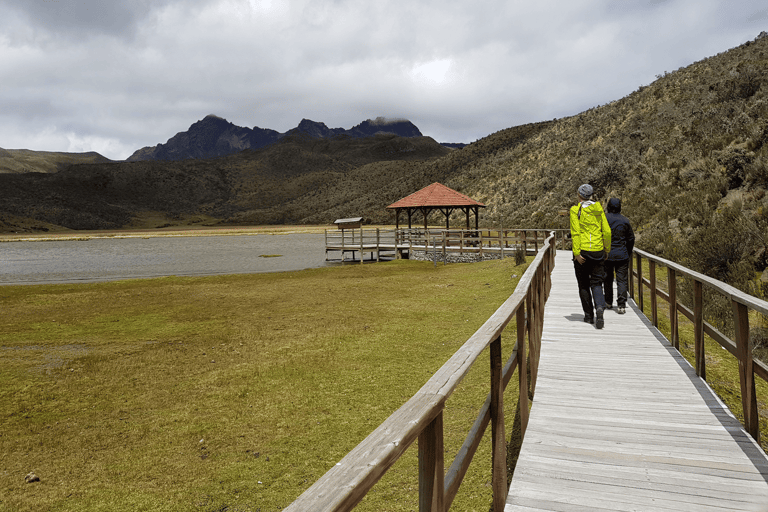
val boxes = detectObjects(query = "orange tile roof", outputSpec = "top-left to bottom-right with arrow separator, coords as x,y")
387,183 -> 485,209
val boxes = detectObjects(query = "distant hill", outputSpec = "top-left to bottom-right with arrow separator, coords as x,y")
127,115 -> 424,162
0,149 -> 112,174
0,133 -> 451,231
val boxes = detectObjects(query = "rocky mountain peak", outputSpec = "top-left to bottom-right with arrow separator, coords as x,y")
127,115 -> 425,162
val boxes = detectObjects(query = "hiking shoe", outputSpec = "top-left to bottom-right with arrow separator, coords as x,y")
617,307 -> 626,314
595,308 -> 604,329
584,315 -> 594,324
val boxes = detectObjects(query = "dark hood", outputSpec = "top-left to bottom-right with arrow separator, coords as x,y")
607,197 -> 622,214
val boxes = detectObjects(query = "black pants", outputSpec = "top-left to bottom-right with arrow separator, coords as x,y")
573,250 -> 606,319
604,259 -> 629,307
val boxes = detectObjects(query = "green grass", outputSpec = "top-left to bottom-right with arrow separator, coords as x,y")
0,257 -> 529,512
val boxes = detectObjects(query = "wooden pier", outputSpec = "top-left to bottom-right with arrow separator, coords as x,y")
324,227 -> 567,263
504,251 -> 768,511
288,234 -> 768,511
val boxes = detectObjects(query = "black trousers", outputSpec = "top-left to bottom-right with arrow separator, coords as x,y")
573,250 -> 606,319
604,258 -> 629,307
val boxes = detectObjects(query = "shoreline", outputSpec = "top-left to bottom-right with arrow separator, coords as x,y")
0,224 -> 342,242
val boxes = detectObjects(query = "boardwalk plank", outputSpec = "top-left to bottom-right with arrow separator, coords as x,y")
505,251 -> 768,511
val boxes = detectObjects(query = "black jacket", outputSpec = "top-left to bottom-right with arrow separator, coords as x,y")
605,198 -> 635,261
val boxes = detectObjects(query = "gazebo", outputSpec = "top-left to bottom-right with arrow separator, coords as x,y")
386,182 -> 486,231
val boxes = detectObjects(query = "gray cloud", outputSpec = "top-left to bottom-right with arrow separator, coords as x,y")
0,0 -> 765,159
0,0 -> 184,40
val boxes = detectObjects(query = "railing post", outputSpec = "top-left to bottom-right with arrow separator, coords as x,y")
629,251 -> 634,299
668,267 -> 679,350
694,279 -> 705,380
442,231 -> 447,265
649,260 -> 658,327
490,336 -> 506,512
636,252 -> 644,313
419,411 -> 445,512
732,300 -> 759,442
517,307 -> 529,437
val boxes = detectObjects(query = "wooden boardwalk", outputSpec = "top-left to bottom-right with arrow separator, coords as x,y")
506,251 -> 768,512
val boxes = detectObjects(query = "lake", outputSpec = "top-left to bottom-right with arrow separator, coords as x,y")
0,234 -> 332,285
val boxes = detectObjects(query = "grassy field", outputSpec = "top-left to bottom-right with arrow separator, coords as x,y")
0,254 -> 529,511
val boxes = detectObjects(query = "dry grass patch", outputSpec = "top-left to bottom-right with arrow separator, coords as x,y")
0,256 -> 528,511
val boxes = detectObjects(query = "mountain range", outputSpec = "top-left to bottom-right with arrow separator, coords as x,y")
2,32 -> 768,297
126,116 -> 428,162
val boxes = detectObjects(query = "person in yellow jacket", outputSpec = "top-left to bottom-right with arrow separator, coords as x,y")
570,184 -> 611,329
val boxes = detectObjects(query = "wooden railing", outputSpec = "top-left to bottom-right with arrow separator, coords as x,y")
286,232 -> 557,511
325,228 -> 570,262
632,248 -> 768,443
396,229 -> 570,256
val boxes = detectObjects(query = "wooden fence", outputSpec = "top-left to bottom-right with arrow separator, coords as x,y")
632,248 -> 768,443
325,227 -> 569,262
286,232 -> 557,511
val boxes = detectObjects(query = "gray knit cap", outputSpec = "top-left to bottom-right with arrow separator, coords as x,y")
578,184 -> 593,198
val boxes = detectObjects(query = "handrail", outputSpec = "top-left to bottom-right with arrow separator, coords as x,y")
285,232 -> 557,511
632,247 -> 768,443
325,228 -> 571,254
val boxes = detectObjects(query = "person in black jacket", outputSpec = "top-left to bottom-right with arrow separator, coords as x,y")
603,197 -> 635,314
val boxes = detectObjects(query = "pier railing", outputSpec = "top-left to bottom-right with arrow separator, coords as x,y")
632,248 -> 768,443
325,227 -> 569,262
287,232 -> 557,511
396,229 -> 569,255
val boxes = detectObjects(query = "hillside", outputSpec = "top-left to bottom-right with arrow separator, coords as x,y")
0,133 -> 450,231
444,32 -> 768,293
0,149 -> 112,174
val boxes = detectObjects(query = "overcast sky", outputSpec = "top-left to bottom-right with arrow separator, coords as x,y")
1,0 -> 766,160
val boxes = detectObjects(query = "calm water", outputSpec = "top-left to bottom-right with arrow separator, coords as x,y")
0,234 -> 332,285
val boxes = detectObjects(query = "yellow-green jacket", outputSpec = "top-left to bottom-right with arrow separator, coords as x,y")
570,200 -> 611,256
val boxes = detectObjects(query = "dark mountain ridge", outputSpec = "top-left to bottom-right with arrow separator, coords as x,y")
0,132 -> 450,231
127,115 -> 424,162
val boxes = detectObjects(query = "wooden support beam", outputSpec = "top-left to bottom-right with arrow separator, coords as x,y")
668,267 -> 678,350
419,412 -> 445,512
650,260 -> 658,327
636,252 -> 644,313
490,336 -> 506,512
517,307 -> 529,436
694,279 -> 705,380
733,300 -> 759,442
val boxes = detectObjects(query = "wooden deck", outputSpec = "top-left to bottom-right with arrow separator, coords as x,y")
324,228 -> 563,262
505,250 -> 768,512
